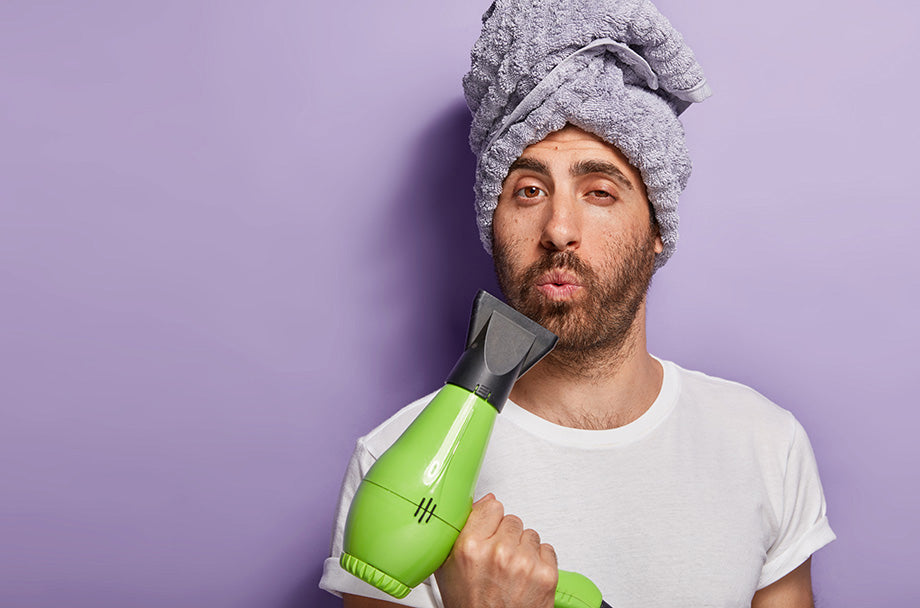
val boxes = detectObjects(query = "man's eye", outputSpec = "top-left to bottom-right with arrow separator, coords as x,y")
515,186 -> 545,199
589,190 -> 612,198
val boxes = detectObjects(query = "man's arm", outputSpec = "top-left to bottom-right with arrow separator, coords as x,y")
751,557 -> 813,608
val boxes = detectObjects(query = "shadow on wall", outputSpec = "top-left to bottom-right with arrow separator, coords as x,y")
376,99 -> 501,404
292,101 -> 500,608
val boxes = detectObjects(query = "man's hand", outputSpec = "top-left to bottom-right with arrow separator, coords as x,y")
435,493 -> 558,608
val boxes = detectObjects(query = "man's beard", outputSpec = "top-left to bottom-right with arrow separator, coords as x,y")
493,231 -> 657,367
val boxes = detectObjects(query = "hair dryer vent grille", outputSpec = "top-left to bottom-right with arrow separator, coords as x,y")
414,497 -> 437,524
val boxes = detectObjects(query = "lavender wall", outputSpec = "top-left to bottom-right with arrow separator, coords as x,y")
2,1 -> 916,606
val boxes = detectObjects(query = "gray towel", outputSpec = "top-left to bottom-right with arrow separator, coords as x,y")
463,0 -> 711,269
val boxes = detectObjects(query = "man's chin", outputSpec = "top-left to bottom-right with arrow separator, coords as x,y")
524,302 -> 593,341
516,293 -> 578,324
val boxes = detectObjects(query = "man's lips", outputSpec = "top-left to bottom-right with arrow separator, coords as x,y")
535,269 -> 582,299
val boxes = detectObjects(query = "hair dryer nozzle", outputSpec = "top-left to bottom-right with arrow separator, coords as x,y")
446,291 -> 557,410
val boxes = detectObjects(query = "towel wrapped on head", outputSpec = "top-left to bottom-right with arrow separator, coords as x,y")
463,0 -> 711,270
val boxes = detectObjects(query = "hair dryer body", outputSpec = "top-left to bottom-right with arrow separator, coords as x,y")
341,383 -> 496,598
340,291 -> 610,608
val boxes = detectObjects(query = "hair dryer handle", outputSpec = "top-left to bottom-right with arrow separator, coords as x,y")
555,569 -> 610,608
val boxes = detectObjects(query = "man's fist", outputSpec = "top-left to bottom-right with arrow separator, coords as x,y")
435,494 -> 558,608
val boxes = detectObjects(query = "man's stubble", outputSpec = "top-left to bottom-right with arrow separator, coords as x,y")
493,227 -> 657,374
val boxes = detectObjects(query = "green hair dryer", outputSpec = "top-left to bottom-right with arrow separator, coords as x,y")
341,291 -> 612,608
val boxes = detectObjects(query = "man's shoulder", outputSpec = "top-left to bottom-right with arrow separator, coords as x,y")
666,359 -> 797,437
356,390 -> 439,460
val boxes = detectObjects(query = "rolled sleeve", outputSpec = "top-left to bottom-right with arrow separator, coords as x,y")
758,419 -> 836,588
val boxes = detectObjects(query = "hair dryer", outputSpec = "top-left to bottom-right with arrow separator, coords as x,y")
341,291 -> 612,608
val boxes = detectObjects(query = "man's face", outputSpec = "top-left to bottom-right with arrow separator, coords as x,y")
492,124 -> 663,357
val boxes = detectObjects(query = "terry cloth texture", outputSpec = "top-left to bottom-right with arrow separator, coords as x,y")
463,0 -> 712,269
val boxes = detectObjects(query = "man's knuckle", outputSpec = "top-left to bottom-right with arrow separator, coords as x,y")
486,496 -> 504,509
480,498 -> 504,518
523,528 -> 541,543
454,536 -> 481,558
492,542 -> 514,567
535,563 -> 558,587
509,555 -> 533,574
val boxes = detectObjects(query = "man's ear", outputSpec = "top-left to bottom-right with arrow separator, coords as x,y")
650,215 -> 664,254
647,199 -> 662,255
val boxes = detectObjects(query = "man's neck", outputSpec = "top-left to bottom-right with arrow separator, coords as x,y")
508,304 -> 663,430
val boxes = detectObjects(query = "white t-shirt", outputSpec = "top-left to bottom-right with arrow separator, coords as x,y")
320,358 -> 835,607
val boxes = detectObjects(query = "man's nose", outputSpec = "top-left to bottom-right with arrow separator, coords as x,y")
540,195 -> 581,251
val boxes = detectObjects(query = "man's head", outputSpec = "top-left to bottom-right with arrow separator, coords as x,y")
463,0 -> 710,271
492,124 -> 661,358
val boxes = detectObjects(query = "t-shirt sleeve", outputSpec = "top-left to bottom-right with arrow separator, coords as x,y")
758,417 -> 836,589
318,438 -> 441,608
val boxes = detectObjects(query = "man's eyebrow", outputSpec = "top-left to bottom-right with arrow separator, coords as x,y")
572,160 -> 634,190
506,157 -> 550,177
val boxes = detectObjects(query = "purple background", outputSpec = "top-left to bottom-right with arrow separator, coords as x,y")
2,1 -> 917,606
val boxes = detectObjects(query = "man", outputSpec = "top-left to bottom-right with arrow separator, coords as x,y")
320,1 -> 834,606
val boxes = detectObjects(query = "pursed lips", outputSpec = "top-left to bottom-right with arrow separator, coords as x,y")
535,269 -> 582,299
